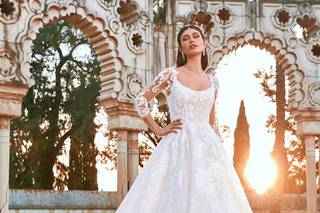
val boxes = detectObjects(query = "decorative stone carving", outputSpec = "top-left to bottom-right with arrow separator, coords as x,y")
272,8 -> 292,30
108,17 -> 122,34
307,41 -> 320,63
139,11 -> 150,28
0,51 -> 17,79
0,0 -> 19,23
193,0 -> 208,12
98,0 -> 117,9
127,73 -> 145,99
117,0 -> 140,27
308,82 -> 320,107
126,30 -> 145,54
0,0 -> 15,16
299,2 -> 313,15
217,8 -> 231,25
296,15 -> 318,39
213,5 -> 234,28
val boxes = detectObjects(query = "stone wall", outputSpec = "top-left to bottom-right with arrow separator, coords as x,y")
8,190 -> 319,213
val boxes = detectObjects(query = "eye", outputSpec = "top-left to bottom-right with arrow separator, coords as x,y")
193,34 -> 200,38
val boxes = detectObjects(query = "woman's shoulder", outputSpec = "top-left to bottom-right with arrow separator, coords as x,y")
159,65 -> 176,74
156,66 -> 177,81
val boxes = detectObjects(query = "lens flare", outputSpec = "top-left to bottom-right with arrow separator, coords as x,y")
244,154 -> 277,194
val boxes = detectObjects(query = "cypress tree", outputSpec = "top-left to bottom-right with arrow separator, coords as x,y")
233,100 -> 250,190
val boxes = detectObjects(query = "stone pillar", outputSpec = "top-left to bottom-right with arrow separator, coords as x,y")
305,135 -> 317,213
100,100 -> 147,208
0,82 -> 28,213
116,130 -> 128,208
0,117 -> 10,213
128,131 -> 139,187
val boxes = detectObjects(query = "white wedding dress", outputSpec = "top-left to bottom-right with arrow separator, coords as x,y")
116,66 -> 252,213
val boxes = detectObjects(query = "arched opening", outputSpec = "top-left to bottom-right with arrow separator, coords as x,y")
9,19 -> 119,192
214,44 -> 306,196
209,31 -> 310,210
6,2 -> 125,202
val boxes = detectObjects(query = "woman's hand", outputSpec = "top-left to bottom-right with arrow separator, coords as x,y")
157,119 -> 183,136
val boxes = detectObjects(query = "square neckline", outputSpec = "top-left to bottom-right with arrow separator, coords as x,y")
172,66 -> 213,93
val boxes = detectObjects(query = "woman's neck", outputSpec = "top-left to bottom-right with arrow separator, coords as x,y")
184,54 -> 203,74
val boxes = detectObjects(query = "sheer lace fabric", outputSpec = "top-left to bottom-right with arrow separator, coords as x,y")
118,66 -> 252,213
134,66 -> 221,137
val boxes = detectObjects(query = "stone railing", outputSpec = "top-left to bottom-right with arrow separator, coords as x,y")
9,190 -> 116,213
8,190 -> 319,212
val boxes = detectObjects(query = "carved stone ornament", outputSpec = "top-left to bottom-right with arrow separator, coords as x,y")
108,17 -> 122,34
214,5 -> 234,28
98,0 -> 117,9
193,0 -> 208,12
296,15 -> 319,39
126,30 -> 146,54
307,41 -> 320,63
0,51 -> 17,79
272,8 -> 292,30
117,0 -> 140,27
139,11 -> 150,28
0,0 -> 19,23
127,73 -> 145,98
308,82 -> 320,106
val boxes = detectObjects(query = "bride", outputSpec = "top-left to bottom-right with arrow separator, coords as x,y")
116,24 -> 252,213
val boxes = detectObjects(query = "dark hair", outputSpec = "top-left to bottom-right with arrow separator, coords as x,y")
176,25 -> 208,71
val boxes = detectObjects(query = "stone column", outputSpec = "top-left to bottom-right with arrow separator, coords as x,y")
0,82 -> 28,213
305,135 -> 317,213
100,100 -> 147,208
0,117 -> 10,213
128,131 -> 139,187
116,130 -> 129,208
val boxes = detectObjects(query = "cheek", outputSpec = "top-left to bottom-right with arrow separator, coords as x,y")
181,41 -> 189,51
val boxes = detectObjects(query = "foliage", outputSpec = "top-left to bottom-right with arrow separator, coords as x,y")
10,21 -> 102,190
254,65 -> 305,194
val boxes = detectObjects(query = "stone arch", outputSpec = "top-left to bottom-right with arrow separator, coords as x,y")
18,2 -> 124,103
209,30 -> 305,115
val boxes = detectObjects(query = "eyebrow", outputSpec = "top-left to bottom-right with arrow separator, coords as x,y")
182,32 -> 200,38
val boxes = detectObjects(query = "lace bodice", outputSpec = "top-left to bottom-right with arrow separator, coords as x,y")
135,66 -> 220,137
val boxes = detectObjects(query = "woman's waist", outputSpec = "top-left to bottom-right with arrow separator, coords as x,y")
171,117 -> 211,125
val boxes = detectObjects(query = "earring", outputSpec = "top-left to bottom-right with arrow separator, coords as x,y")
182,52 -> 186,61
202,50 -> 206,56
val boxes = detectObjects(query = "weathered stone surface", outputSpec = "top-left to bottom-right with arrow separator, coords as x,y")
9,190 -> 116,210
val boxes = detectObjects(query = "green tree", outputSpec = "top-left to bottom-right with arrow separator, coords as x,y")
254,64 -> 305,195
10,20 -> 101,190
233,100 -> 250,191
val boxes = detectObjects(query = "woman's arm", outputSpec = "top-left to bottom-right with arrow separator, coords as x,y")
135,67 -> 182,136
209,75 -> 221,140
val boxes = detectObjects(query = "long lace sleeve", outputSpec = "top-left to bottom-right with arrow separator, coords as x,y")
210,75 -> 221,140
134,67 -> 174,118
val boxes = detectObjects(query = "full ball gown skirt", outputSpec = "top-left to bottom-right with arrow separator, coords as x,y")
116,69 -> 253,213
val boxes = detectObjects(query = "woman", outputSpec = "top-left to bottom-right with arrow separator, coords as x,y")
116,25 -> 252,213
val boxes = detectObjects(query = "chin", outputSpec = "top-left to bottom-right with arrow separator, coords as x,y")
187,51 -> 202,57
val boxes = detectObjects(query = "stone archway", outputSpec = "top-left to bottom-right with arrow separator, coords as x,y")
0,1 -> 153,211
167,1 -> 320,212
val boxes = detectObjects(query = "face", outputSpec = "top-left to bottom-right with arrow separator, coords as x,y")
179,28 -> 206,57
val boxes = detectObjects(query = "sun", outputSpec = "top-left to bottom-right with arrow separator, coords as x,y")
244,154 -> 277,194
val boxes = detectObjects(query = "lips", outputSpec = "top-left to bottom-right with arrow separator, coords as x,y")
189,44 -> 197,49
